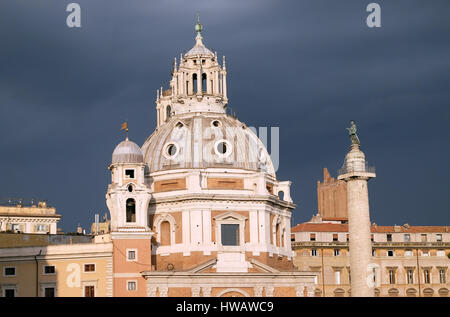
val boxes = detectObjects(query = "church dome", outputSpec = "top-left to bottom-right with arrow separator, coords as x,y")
111,137 -> 144,164
141,113 -> 275,176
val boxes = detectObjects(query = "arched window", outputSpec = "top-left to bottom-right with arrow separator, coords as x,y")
126,198 -> 136,223
192,73 -> 197,94
160,221 -> 171,246
202,73 -> 207,93
166,106 -> 171,119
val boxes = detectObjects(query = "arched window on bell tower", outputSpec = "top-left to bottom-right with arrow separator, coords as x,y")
192,73 -> 197,95
126,198 -> 136,223
202,73 -> 207,93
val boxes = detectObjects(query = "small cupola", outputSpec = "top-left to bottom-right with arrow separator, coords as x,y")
111,137 -> 144,164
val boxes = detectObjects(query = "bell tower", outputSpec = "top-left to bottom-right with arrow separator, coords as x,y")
106,135 -> 153,296
156,17 -> 229,127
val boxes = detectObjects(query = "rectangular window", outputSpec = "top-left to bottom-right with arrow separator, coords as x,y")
372,249 -> 376,256
332,234 -> 338,242
335,271 -> 341,285
371,234 -> 374,242
84,286 -> 95,297
422,250 -> 429,256
346,234 -> 349,242
404,234 -> 410,242
440,269 -> 446,284
128,250 -> 136,261
310,233 -> 316,241
436,234 -> 442,242
405,250 -> 413,256
333,249 -> 340,256
34,224 -> 49,232
424,270 -> 431,284
84,264 -> 95,272
125,169 -> 135,179
386,234 -> 392,242
421,234 -> 427,242
221,224 -> 239,246
4,267 -> 16,276
407,270 -> 414,284
311,249 -> 317,257
127,281 -> 137,291
44,287 -> 55,297
437,250 -> 445,257
4,289 -> 15,297
44,266 -> 55,275
388,250 -> 394,257
389,269 -> 396,284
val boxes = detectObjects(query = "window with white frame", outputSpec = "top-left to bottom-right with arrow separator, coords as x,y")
436,234 -> 442,242
3,267 -> 16,277
44,287 -> 55,297
334,271 -> 341,285
333,249 -> 340,256
43,265 -> 55,275
423,269 -> 431,284
404,234 -> 410,242
311,249 -> 317,257
127,281 -> 137,291
407,269 -> 414,284
34,224 -> 49,232
213,212 -> 247,248
437,250 -> 445,257
3,287 -> 16,297
405,250 -> 413,257
83,264 -> 95,272
127,249 -> 137,261
389,269 -> 396,284
422,250 -> 429,256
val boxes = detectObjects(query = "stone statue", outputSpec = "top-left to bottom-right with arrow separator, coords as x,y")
346,120 -> 360,145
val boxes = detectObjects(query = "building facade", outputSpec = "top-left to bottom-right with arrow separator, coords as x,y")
0,201 -> 60,234
292,168 -> 450,297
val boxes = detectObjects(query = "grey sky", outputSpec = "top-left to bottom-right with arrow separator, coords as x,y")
0,0 -> 449,231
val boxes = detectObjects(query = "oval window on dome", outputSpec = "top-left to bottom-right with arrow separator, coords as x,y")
163,142 -> 179,159
211,120 -> 221,128
214,139 -> 232,158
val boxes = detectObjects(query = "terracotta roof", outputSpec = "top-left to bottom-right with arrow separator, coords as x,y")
291,222 -> 450,233
291,223 -> 348,233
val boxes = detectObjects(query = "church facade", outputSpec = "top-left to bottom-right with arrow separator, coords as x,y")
105,20 -> 317,297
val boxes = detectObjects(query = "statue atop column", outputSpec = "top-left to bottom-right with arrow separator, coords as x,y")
346,120 -> 360,145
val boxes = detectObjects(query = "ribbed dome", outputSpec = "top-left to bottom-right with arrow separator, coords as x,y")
112,138 -> 144,164
141,113 -> 275,176
185,34 -> 213,57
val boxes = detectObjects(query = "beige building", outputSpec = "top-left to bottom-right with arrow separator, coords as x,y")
0,233 -> 112,297
292,169 -> 450,297
0,201 -> 61,235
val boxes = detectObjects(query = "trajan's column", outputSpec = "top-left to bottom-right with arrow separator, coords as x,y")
338,121 -> 376,297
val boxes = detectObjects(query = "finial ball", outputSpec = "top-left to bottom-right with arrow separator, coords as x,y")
195,22 -> 203,33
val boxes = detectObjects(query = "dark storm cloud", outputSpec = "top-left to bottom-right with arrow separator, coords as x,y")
0,0 -> 449,231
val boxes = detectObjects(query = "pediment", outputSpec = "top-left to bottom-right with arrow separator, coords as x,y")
213,211 -> 247,221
